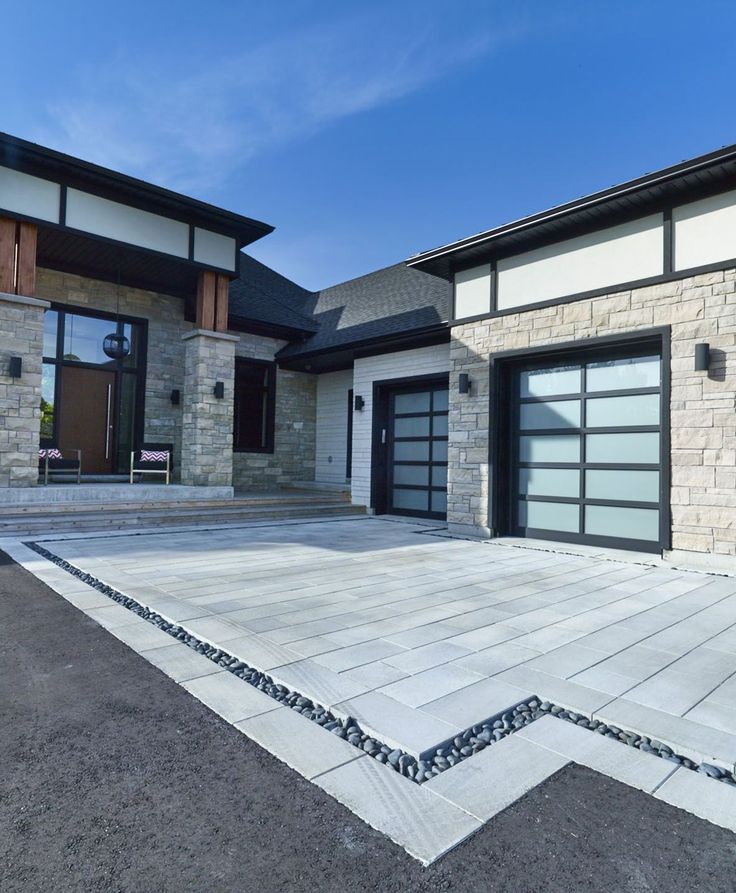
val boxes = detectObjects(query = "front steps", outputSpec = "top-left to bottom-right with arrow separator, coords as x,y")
0,490 -> 365,537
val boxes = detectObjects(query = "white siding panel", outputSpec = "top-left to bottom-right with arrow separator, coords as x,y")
315,369 -> 353,484
496,214 -> 664,310
454,264 -> 491,319
352,344 -> 450,507
66,189 -> 190,258
673,188 -> 736,271
0,166 -> 60,223
193,227 -> 237,271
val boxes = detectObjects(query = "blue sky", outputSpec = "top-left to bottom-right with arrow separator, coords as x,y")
3,1 -> 736,289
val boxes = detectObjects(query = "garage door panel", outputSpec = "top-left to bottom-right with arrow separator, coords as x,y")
510,346 -> 664,552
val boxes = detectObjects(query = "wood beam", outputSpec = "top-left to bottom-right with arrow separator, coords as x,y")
16,222 -> 37,296
0,217 -> 16,293
214,273 -> 230,332
195,270 -> 217,330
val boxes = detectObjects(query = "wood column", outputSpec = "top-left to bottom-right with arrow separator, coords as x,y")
0,216 -> 38,296
196,270 -> 231,333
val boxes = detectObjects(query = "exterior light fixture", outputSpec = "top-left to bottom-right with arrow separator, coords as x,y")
9,356 -> 22,378
694,343 -> 710,372
458,372 -> 471,394
214,381 -> 225,399
354,395 -> 365,411
102,331 -> 131,360
170,388 -> 181,405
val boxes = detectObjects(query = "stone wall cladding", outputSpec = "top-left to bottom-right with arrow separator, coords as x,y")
449,269 -> 736,556
181,331 -> 235,487
35,268 -> 191,475
0,294 -> 48,486
232,334 -> 317,490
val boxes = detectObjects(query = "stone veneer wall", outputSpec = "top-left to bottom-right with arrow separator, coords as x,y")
181,330 -> 236,487
232,333 -> 317,490
0,293 -> 49,486
35,268 -> 190,475
449,268 -> 736,559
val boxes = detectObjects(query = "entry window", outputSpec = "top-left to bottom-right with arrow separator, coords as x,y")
233,358 -> 275,452
513,351 -> 662,550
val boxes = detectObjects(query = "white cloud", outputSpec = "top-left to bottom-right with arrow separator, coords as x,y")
33,11 -> 507,195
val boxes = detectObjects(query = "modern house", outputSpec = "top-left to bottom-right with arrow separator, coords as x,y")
0,132 -> 734,568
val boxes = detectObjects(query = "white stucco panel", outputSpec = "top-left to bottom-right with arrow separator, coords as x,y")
673,188 -> 736,271
496,214 -> 664,309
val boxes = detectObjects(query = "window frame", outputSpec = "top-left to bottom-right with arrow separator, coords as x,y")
233,357 -> 277,454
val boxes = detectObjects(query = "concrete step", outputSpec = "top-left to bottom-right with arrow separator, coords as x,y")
0,501 -> 365,536
1,491 -> 351,517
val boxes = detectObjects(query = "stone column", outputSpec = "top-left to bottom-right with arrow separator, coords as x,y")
180,329 -> 237,488
0,292 -> 50,487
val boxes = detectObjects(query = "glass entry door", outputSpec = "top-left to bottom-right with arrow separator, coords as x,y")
511,349 -> 663,551
387,384 -> 448,519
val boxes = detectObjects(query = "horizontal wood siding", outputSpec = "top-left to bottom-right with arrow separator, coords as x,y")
315,369 -> 354,484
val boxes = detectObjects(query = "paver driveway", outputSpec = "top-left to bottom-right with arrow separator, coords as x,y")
30,516 -> 736,765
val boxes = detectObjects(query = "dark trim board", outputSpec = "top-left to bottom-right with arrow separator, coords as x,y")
489,327 -> 672,554
370,372 -> 449,519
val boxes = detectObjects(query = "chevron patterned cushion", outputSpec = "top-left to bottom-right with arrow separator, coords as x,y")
39,448 -> 63,459
140,449 -> 169,462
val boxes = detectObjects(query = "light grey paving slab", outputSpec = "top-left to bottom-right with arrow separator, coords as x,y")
450,642 -> 542,677
445,622 -> 522,652
270,659 -> 372,709
218,634 -> 304,672
63,588 -> 120,610
343,660 -> 409,689
286,635 -> 343,658
139,642 -> 223,683
496,666 -> 613,718
518,715 -> 677,793
182,671 -> 281,723
424,733 -> 569,821
568,665 -> 638,698
379,664 -> 484,709
419,676 -> 532,730
595,698 -> 736,770
525,643 -> 609,678
183,616 -> 248,644
332,690 -> 458,758
110,619 -> 176,652
235,706 -> 363,779
685,700 -> 736,737
654,767 -> 736,832
312,638 -> 406,672
311,750 -> 482,865
83,603 -> 143,631
384,640 -> 475,675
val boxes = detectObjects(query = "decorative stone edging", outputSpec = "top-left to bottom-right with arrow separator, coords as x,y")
25,541 -> 736,788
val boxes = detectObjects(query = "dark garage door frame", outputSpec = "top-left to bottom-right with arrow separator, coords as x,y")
489,327 -> 671,554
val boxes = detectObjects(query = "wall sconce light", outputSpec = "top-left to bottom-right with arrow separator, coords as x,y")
694,343 -> 710,372
213,381 -> 225,399
354,395 -> 365,411
170,388 -> 181,405
458,372 -> 471,394
8,356 -> 22,378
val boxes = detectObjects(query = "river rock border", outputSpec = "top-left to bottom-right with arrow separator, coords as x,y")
26,541 -> 736,788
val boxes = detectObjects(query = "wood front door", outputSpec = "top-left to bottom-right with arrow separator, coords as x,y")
58,366 -> 116,474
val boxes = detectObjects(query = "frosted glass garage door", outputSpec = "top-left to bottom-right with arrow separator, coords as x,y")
511,350 -> 663,551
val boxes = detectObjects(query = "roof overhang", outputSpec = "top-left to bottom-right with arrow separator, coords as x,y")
0,132 -> 274,298
407,143 -> 736,279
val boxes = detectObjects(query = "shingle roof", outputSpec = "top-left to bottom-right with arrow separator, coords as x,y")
279,262 -> 451,359
228,254 -> 318,335
229,255 -> 452,358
